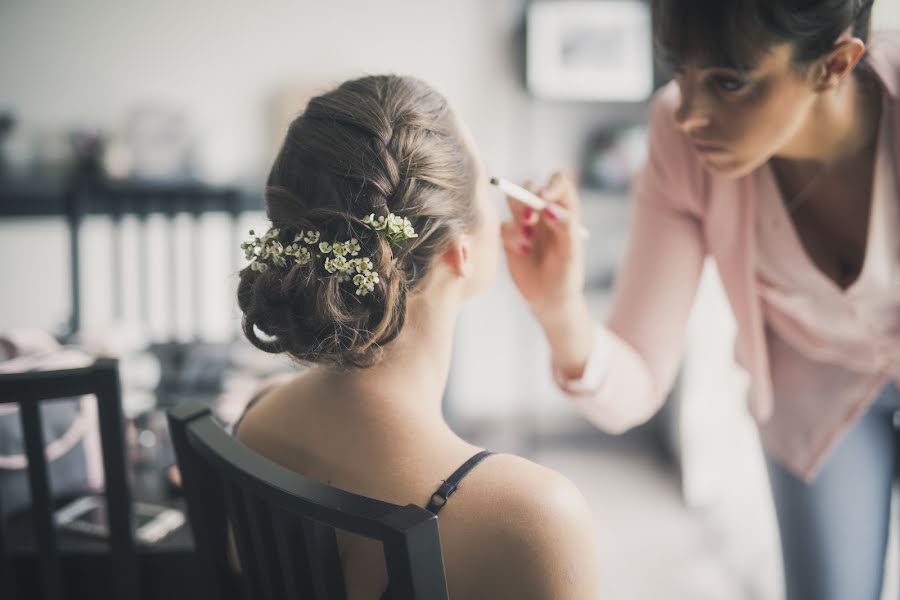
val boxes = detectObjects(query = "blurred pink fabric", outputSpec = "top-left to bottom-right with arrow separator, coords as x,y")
556,35 -> 900,482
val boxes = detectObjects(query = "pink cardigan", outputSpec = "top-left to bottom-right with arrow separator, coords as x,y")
557,35 -> 900,480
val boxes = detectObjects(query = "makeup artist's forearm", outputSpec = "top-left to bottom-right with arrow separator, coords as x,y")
536,296 -> 595,379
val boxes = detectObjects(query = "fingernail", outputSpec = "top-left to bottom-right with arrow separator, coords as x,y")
522,225 -> 534,239
523,207 -> 534,220
543,206 -> 558,221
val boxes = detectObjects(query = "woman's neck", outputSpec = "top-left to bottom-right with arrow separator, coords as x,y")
316,289 -> 460,427
778,70 -> 881,165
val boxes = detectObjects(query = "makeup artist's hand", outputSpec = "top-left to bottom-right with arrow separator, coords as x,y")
501,172 -> 595,379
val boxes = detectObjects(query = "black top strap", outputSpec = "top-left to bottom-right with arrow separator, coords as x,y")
425,450 -> 494,515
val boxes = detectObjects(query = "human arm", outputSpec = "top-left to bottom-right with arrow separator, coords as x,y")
501,86 -> 708,433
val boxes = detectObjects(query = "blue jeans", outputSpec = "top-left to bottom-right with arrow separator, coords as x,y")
767,382 -> 900,600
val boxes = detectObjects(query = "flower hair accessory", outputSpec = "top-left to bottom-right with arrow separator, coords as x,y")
361,213 -> 418,244
241,212 -> 417,297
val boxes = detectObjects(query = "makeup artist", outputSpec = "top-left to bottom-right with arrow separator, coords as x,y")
501,1 -> 899,598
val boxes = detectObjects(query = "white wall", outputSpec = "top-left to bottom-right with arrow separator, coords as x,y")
0,0 -> 523,184
875,1 -> 900,29
0,0 -> 638,422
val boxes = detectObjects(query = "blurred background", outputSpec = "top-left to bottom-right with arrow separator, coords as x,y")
1,1 -> 899,598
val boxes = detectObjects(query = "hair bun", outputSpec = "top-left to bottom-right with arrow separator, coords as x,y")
237,205 -> 412,368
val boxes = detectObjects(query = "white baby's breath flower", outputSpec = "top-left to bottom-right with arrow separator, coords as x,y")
243,223 -> 397,294
356,282 -> 376,296
356,257 -> 374,273
332,255 -> 348,271
265,240 -> 284,257
285,243 -> 311,265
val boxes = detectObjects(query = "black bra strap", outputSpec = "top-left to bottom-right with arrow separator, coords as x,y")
425,450 -> 494,514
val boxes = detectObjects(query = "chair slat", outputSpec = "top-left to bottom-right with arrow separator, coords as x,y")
66,189 -> 83,336
224,485 -> 263,600
382,505 -> 448,600
0,481 -> 18,600
19,401 -> 63,600
301,516 -> 346,600
191,212 -> 203,344
166,210 -> 178,340
244,492 -> 285,600
93,360 -> 138,600
167,403 -> 230,600
111,212 -> 124,320
270,507 -> 307,600
138,214 -> 150,325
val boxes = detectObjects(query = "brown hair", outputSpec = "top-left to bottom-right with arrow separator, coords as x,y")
237,75 -> 478,368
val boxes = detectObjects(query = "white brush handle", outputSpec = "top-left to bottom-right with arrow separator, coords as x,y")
491,177 -> 590,240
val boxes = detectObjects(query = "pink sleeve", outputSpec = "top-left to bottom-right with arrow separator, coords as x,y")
554,83 -> 708,434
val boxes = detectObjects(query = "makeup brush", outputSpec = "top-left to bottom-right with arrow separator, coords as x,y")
490,177 -> 590,239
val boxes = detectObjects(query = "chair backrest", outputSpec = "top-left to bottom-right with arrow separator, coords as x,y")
0,357 -> 137,600
167,402 -> 449,600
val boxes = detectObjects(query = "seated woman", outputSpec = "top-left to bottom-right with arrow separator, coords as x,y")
233,75 -> 601,600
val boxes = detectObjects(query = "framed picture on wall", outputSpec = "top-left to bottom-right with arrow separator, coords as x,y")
526,0 -> 653,102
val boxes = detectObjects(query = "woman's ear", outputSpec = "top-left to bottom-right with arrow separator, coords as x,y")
441,236 -> 474,279
814,36 -> 867,91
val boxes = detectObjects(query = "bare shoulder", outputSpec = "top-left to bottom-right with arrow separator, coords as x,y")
232,372 -> 307,446
446,453 -> 601,600
465,453 -> 591,519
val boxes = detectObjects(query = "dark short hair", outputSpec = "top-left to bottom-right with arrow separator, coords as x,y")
653,0 -> 876,71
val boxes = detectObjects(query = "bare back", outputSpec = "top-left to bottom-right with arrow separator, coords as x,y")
234,372 -> 601,600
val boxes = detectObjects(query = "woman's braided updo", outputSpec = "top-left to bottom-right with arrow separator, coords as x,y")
237,75 -> 478,368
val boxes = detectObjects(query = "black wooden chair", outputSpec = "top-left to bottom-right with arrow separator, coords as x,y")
167,402 -> 449,600
0,357 -> 137,600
